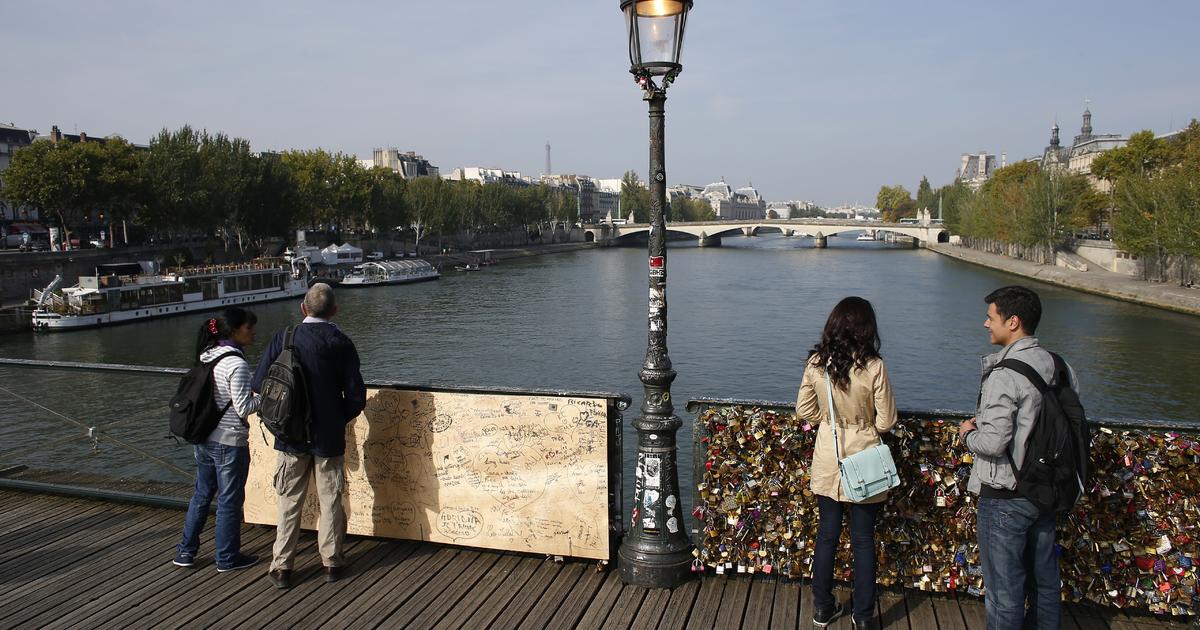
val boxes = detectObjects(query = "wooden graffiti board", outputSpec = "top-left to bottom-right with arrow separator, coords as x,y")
244,388 -> 611,559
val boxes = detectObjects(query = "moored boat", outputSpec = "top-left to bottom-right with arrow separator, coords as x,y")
338,259 -> 440,287
30,258 -> 309,332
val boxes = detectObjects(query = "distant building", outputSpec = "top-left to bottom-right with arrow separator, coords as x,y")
766,199 -> 820,219
957,152 -> 999,190
450,167 -> 528,185
0,123 -> 39,222
373,148 -> 440,179
1040,108 -> 1126,193
541,174 -> 617,224
701,180 -> 766,220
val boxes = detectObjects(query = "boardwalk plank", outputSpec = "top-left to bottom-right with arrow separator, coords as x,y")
576,569 -> 625,629
0,507 -> 161,586
683,575 -> 725,630
798,582 -> 815,630
877,588 -> 908,630
455,555 -> 543,629
0,494 -> 1193,630
930,593 -> 967,630
517,561 -> 587,629
956,593 -> 985,630
770,580 -> 801,630
338,545 -> 456,628
743,575 -> 778,628
1,511 -> 179,626
901,589 -> 936,630
492,559 -> 568,629
655,579 -> 700,630
547,562 -> 611,629
350,548 -> 480,629
604,584 -> 650,629
714,576 -> 752,628
431,553 -> 522,630
96,527 -> 288,630
630,585 -> 673,630
0,503 -> 119,567
45,526 -> 277,630
263,539 -> 414,629
0,507 -> 165,600
403,550 -> 503,628
0,492 -> 73,531
218,539 -> 368,629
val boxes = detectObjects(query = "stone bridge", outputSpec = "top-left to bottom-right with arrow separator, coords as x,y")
581,219 -> 949,248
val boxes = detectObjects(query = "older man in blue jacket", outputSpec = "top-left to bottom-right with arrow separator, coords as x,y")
252,282 -> 366,590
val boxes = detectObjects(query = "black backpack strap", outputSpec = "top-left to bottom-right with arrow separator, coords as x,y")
995,358 -> 1048,393
209,351 -> 242,416
283,325 -> 297,350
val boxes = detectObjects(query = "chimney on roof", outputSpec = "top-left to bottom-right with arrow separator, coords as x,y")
51,125 -> 62,143
79,132 -> 88,143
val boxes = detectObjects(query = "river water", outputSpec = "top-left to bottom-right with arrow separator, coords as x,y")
2,235 -> 1198,495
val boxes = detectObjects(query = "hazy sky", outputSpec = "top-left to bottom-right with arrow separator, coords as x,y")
4,1 -> 1198,206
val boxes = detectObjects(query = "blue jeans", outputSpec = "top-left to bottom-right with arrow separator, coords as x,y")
812,494 -> 882,621
977,496 -> 1060,630
177,443 -> 250,568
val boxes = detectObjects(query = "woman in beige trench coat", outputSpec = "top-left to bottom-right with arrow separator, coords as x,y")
795,297 -> 898,629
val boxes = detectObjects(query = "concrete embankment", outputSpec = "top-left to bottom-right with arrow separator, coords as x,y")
424,241 -> 599,269
928,243 -> 1200,317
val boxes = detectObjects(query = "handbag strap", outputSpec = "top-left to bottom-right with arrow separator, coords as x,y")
824,369 -> 842,461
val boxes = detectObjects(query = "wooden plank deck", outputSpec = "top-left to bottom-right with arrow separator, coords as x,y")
0,490 -> 1190,630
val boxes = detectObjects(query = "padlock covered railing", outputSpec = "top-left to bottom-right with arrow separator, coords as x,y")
685,398 -> 1200,617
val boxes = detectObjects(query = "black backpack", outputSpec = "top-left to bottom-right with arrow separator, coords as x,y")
168,352 -> 240,444
257,326 -> 311,444
996,353 -> 1089,514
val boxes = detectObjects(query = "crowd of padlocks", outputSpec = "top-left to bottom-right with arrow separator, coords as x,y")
691,406 -> 1200,617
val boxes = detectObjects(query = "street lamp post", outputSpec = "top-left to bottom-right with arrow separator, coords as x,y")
617,0 -> 694,589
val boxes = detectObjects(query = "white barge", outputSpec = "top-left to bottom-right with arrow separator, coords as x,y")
338,260 -> 439,287
31,259 -> 309,332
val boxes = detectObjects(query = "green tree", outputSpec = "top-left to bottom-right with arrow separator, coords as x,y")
620,170 -> 651,222
916,176 -> 935,211
240,154 -> 299,253
406,176 -> 450,251
672,196 -> 715,222
142,126 -> 206,237
875,185 -> 913,222
365,167 -> 408,235
94,137 -> 146,246
1,140 -> 96,249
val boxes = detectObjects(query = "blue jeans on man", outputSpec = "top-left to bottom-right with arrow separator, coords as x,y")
177,443 -> 250,568
977,496 -> 1059,630
812,495 -> 882,622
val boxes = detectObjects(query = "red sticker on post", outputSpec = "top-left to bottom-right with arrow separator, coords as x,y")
649,256 -> 664,269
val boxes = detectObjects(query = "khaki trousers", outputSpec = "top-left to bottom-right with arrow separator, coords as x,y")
270,451 -> 346,571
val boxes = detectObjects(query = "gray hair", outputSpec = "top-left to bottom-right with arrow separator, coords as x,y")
304,283 -> 337,318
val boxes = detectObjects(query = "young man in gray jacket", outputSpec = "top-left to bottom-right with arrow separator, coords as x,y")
958,286 -> 1078,630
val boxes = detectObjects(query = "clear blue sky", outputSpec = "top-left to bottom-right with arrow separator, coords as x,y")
4,1 -> 1198,207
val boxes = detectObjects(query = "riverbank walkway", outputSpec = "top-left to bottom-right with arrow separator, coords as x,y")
929,243 -> 1200,317
0,489 -> 1189,629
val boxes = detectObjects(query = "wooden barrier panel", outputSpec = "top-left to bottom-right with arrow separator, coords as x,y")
245,387 -> 613,560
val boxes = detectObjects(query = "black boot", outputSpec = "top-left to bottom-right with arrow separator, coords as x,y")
813,601 -> 844,627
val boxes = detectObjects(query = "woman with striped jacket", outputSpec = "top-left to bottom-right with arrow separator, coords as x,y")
173,307 -> 261,572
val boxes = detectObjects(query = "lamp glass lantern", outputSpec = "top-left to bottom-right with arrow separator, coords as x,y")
622,0 -> 691,80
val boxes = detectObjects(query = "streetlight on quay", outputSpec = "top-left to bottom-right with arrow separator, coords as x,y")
616,0 -> 695,589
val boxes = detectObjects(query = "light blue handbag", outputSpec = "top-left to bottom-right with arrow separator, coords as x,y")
826,371 -> 901,502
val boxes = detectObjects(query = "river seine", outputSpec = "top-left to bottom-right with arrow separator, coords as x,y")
2,235 -> 1198,493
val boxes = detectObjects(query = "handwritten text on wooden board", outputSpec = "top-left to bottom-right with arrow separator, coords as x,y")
244,388 -> 610,559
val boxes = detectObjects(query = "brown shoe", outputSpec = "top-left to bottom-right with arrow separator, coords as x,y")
269,569 -> 292,590
323,565 -> 344,583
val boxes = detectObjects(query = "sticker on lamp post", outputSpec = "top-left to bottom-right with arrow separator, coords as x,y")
649,255 -> 665,278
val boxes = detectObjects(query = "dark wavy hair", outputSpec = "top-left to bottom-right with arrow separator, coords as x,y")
194,307 -> 257,362
807,297 -> 882,390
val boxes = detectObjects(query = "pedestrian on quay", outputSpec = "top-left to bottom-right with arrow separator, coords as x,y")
958,285 -> 1078,629
252,282 -> 366,589
795,296 -> 898,629
174,307 -> 261,572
